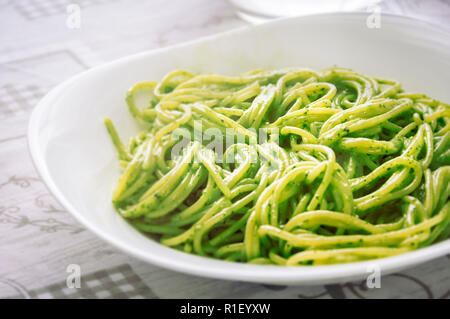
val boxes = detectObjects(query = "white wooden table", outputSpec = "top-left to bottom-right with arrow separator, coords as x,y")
0,0 -> 449,298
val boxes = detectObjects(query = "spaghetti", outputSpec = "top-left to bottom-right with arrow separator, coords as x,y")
105,67 -> 450,265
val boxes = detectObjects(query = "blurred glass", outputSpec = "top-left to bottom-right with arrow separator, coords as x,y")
227,0 -> 384,23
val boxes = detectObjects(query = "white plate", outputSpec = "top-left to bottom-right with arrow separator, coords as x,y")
28,13 -> 450,285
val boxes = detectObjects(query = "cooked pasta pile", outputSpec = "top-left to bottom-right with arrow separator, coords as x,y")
105,67 -> 450,265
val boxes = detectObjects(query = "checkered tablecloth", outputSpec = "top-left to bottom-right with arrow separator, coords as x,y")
1,0 -> 449,299
4,264 -> 158,299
